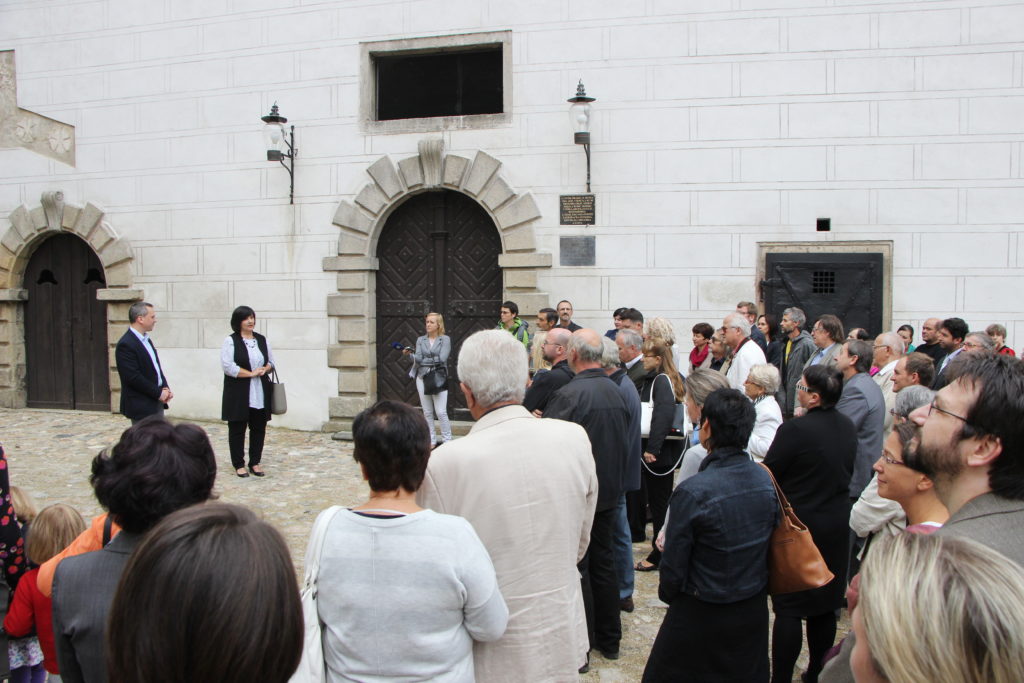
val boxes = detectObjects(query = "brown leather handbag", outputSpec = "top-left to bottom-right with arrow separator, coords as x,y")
759,463 -> 835,595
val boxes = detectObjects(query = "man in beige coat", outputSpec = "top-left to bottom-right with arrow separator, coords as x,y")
418,329 -> 598,682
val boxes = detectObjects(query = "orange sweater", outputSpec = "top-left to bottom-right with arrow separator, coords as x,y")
37,513 -> 121,598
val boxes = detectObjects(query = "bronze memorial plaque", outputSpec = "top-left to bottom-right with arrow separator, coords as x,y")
559,194 -> 596,225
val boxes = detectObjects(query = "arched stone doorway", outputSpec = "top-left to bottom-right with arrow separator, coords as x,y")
324,140 -> 552,432
0,192 -> 141,410
376,190 -> 502,418
25,233 -> 109,410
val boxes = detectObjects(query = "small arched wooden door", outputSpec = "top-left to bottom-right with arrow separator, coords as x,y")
375,190 -> 502,418
24,234 -> 110,410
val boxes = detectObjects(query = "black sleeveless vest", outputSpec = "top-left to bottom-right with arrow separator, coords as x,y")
221,332 -> 272,422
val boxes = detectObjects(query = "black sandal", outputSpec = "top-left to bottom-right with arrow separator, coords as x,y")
635,560 -> 658,572
236,468 -> 249,478
248,465 -> 265,477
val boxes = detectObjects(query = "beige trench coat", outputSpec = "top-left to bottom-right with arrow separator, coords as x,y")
418,404 -> 598,682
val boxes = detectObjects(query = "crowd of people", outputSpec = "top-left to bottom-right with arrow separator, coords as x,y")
0,299 -> 1021,683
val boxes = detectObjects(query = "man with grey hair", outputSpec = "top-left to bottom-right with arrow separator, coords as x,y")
115,301 -> 172,422
776,306 -> 817,418
601,337 -> 642,613
418,329 -> 598,679
836,339 -> 886,499
873,331 -> 905,437
545,329 -> 631,661
963,331 -> 995,354
616,328 -> 646,391
723,311 -> 767,392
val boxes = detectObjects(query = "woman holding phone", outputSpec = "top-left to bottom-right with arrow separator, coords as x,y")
404,312 -> 452,448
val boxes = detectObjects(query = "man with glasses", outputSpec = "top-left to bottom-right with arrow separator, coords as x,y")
530,307 -> 559,375
804,314 -> 844,372
523,327 -> 574,416
909,353 -> 1024,567
836,339 -> 886,500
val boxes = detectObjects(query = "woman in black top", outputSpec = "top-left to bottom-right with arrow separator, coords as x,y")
758,313 -> 783,369
643,389 -> 778,682
764,364 -> 856,683
634,339 -> 686,572
220,306 -> 275,478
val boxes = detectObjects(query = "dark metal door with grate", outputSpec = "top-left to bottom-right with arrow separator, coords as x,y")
25,234 -> 110,411
375,191 -> 502,418
761,252 -> 884,335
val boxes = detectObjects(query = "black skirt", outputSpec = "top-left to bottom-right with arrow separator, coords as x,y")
643,591 -> 769,682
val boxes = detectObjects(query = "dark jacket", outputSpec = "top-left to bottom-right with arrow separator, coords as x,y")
639,371 -> 684,472
222,332 -> 273,422
764,406 -> 856,615
544,368 -> 630,512
624,358 -> 646,392
115,329 -> 169,420
610,368 -> 642,492
776,330 -> 817,417
523,360 -> 574,414
751,326 -> 768,353
659,447 -> 777,604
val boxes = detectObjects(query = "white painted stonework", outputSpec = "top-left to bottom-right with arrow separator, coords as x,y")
0,0 -> 1022,430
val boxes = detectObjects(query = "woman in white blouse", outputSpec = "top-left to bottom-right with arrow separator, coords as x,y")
221,305 -> 275,478
743,363 -> 783,462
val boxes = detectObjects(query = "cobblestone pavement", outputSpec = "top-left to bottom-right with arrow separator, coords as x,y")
1,408 -> 842,681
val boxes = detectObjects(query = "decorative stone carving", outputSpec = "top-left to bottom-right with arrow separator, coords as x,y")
41,191 -> 64,231
0,51 -> 76,166
418,138 -> 444,187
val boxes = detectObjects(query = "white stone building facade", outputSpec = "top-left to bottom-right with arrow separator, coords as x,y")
0,0 -> 1022,430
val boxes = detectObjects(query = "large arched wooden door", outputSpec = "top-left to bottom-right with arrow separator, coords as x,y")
24,234 -> 109,410
376,190 -> 502,418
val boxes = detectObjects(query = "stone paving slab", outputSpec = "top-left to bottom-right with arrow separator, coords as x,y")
1,407 -> 838,681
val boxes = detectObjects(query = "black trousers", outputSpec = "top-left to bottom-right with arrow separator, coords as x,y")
228,408 -> 268,469
641,465 -> 674,566
579,507 -> 621,654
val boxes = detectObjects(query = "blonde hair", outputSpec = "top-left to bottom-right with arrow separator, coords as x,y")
746,364 -> 781,395
10,486 -> 37,525
426,312 -> 445,336
645,317 -> 676,346
859,533 -> 1024,683
27,504 -> 87,565
642,339 -> 686,402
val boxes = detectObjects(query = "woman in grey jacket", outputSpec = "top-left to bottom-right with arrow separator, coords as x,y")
404,312 -> 452,446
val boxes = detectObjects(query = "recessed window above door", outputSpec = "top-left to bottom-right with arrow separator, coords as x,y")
360,31 -> 512,134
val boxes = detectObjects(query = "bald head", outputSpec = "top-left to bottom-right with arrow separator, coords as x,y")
544,327 -> 572,364
567,328 -> 604,372
922,317 -> 942,343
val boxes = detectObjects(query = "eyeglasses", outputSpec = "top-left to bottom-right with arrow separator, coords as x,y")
928,399 -> 968,423
962,341 -> 984,350
880,453 -> 905,467
542,341 -> 562,348
796,383 -> 809,392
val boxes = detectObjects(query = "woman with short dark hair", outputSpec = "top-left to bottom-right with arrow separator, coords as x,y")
52,418 -> 218,683
221,305 -> 276,478
107,502 -> 302,683
644,388 -> 778,682
689,322 -> 715,373
310,400 -> 508,682
764,364 -> 857,683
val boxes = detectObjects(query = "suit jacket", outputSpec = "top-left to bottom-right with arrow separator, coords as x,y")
932,347 -> 963,391
417,405 -> 598,682
115,329 -> 168,419
52,531 -> 142,683
624,356 -> 646,392
803,342 -> 840,373
936,492 -> 1024,568
836,372 -> 886,498
776,331 -> 817,417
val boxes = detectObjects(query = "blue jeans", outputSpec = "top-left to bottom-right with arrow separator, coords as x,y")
614,494 -> 634,600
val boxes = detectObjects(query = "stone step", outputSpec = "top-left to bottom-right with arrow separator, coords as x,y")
332,419 -> 475,442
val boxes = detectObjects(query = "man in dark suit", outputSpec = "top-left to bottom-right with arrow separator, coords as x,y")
523,327 -> 574,415
115,301 -> 172,422
615,328 -> 646,392
911,353 -> 1024,568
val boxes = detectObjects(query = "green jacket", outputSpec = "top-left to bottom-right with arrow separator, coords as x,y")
497,317 -> 530,348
